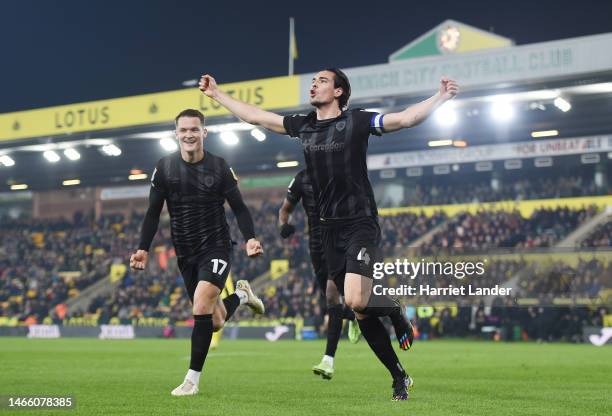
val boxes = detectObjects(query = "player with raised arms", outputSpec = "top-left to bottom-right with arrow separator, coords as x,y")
199,70 -> 459,400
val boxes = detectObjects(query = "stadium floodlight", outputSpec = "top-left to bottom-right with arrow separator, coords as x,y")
10,183 -> 28,190
277,161 -> 299,168
0,155 -> 15,167
101,144 -> 122,156
43,150 -> 61,163
531,130 -> 559,138
181,79 -> 198,87
160,137 -> 178,152
554,97 -> 571,112
490,99 -> 515,122
128,173 -> 148,181
428,139 -> 453,147
220,131 -> 239,146
64,148 -> 81,161
250,128 -> 266,142
207,122 -> 252,133
435,101 -> 458,127
62,179 -> 80,186
453,140 -> 467,147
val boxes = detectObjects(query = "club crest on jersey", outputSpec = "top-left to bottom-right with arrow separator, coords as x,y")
204,175 -> 215,187
335,120 -> 346,132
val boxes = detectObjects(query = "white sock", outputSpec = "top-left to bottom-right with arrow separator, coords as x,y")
186,369 -> 200,385
235,289 -> 248,305
322,355 -> 334,367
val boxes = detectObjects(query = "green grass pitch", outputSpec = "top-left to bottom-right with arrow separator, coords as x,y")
1,337 -> 611,415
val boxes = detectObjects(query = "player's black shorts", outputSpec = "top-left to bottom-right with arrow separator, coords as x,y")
177,248 -> 231,301
308,224 -> 327,295
321,216 -> 382,292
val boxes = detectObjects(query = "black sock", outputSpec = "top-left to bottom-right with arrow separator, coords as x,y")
325,304 -> 344,357
358,316 -> 405,379
190,314 -> 213,372
342,305 -> 355,321
223,294 -> 240,321
361,295 -> 400,318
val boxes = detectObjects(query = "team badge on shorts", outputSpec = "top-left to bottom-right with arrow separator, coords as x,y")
204,175 -> 215,187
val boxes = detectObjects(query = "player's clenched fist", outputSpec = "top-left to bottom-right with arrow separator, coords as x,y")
246,238 -> 263,257
439,77 -> 459,101
130,249 -> 149,270
199,74 -> 218,99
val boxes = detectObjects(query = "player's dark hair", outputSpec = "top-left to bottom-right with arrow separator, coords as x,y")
324,68 -> 351,110
175,109 -> 205,126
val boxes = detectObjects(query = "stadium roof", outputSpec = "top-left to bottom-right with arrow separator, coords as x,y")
1,32 -> 612,192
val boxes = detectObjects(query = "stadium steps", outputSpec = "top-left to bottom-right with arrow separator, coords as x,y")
555,206 -> 612,248
65,275 -> 121,314
400,215 -> 453,257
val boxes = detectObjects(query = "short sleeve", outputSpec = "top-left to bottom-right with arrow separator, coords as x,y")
221,160 -> 239,195
283,114 -> 308,138
354,109 -> 385,137
286,172 -> 303,205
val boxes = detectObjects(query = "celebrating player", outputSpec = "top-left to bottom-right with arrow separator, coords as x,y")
130,109 -> 265,396
279,169 -> 361,379
199,69 -> 459,400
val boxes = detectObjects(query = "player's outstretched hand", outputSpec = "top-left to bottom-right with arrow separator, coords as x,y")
279,223 -> 296,239
439,77 -> 459,101
130,249 -> 149,270
199,74 -> 218,99
246,238 -> 264,257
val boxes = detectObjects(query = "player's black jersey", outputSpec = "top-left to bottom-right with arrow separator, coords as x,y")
286,169 -> 318,224
283,109 -> 383,221
150,151 -> 237,260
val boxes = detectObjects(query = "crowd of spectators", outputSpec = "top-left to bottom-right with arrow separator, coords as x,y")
581,221 -> 612,248
420,206 -> 598,254
0,212 -> 143,323
1,184 -> 609,346
516,258 -> 611,299
396,174 -> 607,207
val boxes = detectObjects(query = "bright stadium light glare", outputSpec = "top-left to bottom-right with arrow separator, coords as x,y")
160,138 -> 178,152
0,155 -> 15,167
10,183 -> 28,190
62,179 -> 80,186
277,161 -> 299,168
101,144 -> 122,156
428,139 -> 453,147
554,97 -> 571,112
490,99 -> 515,122
43,150 -> 61,163
128,173 -> 148,181
64,148 -> 81,161
250,128 -> 266,142
531,130 -> 559,138
435,102 -> 458,127
206,122 -> 252,133
220,131 -> 239,146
